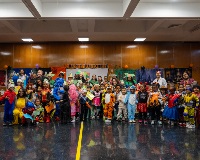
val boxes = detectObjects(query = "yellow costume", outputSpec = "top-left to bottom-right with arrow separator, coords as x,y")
13,98 -> 26,124
183,93 -> 199,125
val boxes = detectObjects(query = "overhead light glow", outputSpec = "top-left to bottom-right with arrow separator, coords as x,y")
134,38 -> 146,42
22,38 -> 33,42
78,38 -> 89,42
160,50 -> 170,54
32,45 -> 42,49
0,52 -> 11,56
126,45 -> 137,48
80,45 -> 88,48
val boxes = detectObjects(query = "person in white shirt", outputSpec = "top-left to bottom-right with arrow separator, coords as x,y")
153,71 -> 167,88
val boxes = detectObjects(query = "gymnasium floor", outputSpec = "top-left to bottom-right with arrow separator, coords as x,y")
0,119 -> 200,160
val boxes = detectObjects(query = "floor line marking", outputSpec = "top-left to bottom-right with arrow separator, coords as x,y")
76,122 -> 84,160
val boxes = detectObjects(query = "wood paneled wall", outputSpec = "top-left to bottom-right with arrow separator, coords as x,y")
0,42 -> 200,82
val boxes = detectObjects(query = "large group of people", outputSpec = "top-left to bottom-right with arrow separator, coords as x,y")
0,68 -> 199,129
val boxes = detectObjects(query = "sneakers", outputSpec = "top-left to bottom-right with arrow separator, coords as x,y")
3,123 -> 7,126
151,120 -> 155,125
158,121 -> 162,125
105,119 -> 111,123
187,124 -> 195,129
171,121 -> 174,126
186,123 -> 190,128
129,120 -> 136,123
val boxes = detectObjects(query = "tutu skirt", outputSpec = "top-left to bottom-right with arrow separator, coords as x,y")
137,103 -> 147,113
163,105 -> 179,120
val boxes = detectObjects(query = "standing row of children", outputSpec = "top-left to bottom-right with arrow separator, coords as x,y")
0,69 -> 199,129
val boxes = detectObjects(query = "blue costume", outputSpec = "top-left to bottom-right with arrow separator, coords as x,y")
124,85 -> 138,121
53,78 -> 65,118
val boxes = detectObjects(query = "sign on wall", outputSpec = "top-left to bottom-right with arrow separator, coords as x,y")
66,68 -> 108,80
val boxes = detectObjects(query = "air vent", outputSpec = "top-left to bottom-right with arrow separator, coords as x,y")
190,23 -> 200,32
167,24 -> 182,29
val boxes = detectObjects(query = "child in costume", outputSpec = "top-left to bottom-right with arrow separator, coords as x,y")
80,89 -> 91,121
41,79 -> 51,122
137,84 -> 148,124
104,86 -> 115,123
13,88 -> 27,125
176,84 -> 186,127
0,83 -> 16,126
193,85 -> 200,127
86,85 -> 94,119
60,85 -> 71,124
162,85 -> 180,126
33,98 -> 44,123
124,85 -> 137,123
183,87 -> 199,128
26,83 -> 35,102
21,101 -> 35,126
117,87 -> 127,121
147,83 -> 162,125
53,78 -> 65,121
15,79 -> 23,94
69,84 -> 79,122
114,85 -> 121,120
92,84 -> 102,119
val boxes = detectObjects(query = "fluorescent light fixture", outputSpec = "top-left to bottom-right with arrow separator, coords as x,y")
134,38 -> 146,41
22,38 -> 33,42
78,38 -> 89,42
0,52 -> 11,56
32,45 -> 42,49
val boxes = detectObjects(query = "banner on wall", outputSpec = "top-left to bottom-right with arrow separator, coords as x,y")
114,69 -> 137,83
66,68 -> 108,80
164,68 -> 192,84
0,70 -> 6,86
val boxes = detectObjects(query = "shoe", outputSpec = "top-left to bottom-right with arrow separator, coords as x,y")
71,119 -> 75,123
3,123 -> 7,126
132,120 -> 136,123
151,120 -> 155,125
158,121 -> 162,125
46,116 -> 50,123
129,120 -> 132,123
8,123 -> 13,126
186,123 -> 190,128
139,120 -> 142,123
179,123 -> 183,127
92,116 -> 95,119
171,121 -> 174,126
105,119 -> 111,123
144,120 -> 148,125
188,124 -> 195,129
182,123 -> 186,127
55,116 -> 60,121
122,117 -> 125,121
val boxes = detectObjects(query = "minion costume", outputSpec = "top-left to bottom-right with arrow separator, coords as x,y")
183,87 -> 199,128
124,85 -> 137,123
13,97 -> 26,125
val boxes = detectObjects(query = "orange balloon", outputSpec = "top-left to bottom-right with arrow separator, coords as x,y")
4,65 -> 8,69
124,65 -> 128,69
170,65 -> 175,68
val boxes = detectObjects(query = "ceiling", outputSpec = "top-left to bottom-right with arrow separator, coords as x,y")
0,0 -> 200,42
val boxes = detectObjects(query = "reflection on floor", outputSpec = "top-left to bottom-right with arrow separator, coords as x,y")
0,120 -> 200,160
